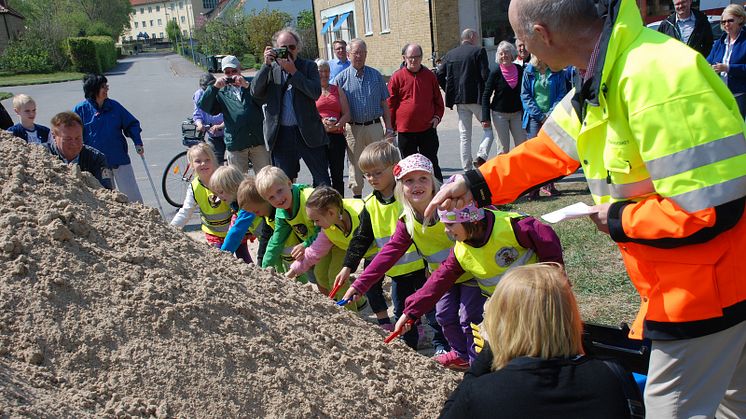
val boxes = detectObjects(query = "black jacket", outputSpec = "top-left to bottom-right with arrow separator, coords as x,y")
437,43 -> 490,108
251,58 -> 328,150
0,102 -> 13,130
45,142 -> 113,190
481,64 -> 524,121
440,346 -> 641,419
657,8 -> 714,57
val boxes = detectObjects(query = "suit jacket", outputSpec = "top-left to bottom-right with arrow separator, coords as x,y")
437,43 -> 490,108
657,8 -> 713,58
251,58 -> 328,150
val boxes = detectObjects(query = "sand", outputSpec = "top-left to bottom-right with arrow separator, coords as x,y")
0,134 -> 459,418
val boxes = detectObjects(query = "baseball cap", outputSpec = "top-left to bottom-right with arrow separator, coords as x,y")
221,55 -> 240,71
438,202 -> 485,224
393,153 -> 433,181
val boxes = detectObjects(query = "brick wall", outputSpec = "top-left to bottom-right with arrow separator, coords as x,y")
315,0 -> 462,76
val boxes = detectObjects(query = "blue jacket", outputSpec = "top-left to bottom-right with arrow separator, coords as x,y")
520,65 -> 571,129
7,123 -> 50,144
706,28 -> 746,95
221,202 -> 257,253
73,98 -> 143,167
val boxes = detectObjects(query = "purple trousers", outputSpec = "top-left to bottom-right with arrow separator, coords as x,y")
435,281 -> 486,363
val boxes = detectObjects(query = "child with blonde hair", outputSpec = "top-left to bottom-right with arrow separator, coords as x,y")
284,186 -> 368,311
341,154 -> 471,366
333,142 -> 448,348
8,94 -> 50,144
170,143 -> 232,243
440,264 -> 640,418
210,165 -> 256,263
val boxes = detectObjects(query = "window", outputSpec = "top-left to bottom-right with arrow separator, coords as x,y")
379,0 -> 390,32
362,0 -> 373,35
142,21 -> 147,27
170,3 -> 174,10
203,0 -> 218,7
156,5 -> 160,12
181,16 -> 185,23
129,36 -> 133,41
158,19 -> 162,25
134,21 -> 139,28
160,32 -> 164,38
148,6 -> 152,13
140,7 -> 144,13
150,20 -> 154,26
182,29 -> 187,36
152,33 -> 156,39
179,2 -> 184,9
172,17 -> 177,21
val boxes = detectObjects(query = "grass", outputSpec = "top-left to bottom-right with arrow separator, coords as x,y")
0,72 -> 85,87
499,181 -> 639,327
0,92 -> 12,101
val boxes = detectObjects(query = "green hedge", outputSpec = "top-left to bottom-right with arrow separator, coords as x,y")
68,36 -> 117,74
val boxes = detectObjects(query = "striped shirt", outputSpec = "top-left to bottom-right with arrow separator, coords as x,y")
333,65 -> 389,123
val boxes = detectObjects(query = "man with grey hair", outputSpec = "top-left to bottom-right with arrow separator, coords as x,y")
252,28 -> 331,186
425,0 -> 746,417
333,38 -> 395,198
388,43 -> 445,180
437,28 -> 490,171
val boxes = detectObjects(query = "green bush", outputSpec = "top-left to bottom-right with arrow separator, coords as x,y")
0,37 -> 55,74
241,54 -> 256,68
253,63 -> 262,70
68,36 -> 117,73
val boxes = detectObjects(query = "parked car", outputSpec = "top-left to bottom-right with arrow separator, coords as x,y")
646,15 -> 723,39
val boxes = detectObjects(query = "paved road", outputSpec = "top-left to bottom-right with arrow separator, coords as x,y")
2,52 -> 582,223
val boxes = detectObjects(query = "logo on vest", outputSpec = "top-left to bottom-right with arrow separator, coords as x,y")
207,193 -> 221,208
293,224 -> 309,237
495,247 -> 519,267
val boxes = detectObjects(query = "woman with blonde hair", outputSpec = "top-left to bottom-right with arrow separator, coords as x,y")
707,4 -> 746,118
440,263 -> 640,418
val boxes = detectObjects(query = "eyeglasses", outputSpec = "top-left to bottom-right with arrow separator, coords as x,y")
282,44 -> 297,50
363,167 -> 390,178
722,18 -> 736,25
405,55 -> 422,60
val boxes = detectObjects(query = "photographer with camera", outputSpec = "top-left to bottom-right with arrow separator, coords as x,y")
198,55 -> 270,176
251,28 -> 331,187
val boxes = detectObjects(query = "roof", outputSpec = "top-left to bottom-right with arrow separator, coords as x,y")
129,0 -> 167,6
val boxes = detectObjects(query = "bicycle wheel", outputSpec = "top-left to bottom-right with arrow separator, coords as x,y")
162,151 -> 194,208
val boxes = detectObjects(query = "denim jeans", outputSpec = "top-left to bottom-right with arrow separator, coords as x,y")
272,125 -> 330,187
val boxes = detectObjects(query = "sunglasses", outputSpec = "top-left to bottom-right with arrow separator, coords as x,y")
722,18 -> 737,24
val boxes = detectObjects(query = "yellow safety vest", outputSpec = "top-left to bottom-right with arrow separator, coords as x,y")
365,193 -> 425,277
265,216 -> 301,263
454,209 -> 538,296
285,187 -> 316,242
324,198 -> 377,259
191,177 -> 232,237
405,215 -> 472,284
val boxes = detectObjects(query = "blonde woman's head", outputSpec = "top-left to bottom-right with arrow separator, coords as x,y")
483,263 -> 583,371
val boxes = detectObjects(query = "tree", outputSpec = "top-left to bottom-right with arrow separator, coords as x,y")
244,8 -> 292,56
296,9 -> 318,60
166,19 -> 181,45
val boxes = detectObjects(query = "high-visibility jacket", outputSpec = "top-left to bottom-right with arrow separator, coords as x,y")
191,177 -> 232,237
454,209 -> 538,296
324,198 -> 378,259
469,0 -> 746,340
404,215 -> 472,284
284,187 -> 315,242
265,216 -> 300,263
365,193 -> 424,277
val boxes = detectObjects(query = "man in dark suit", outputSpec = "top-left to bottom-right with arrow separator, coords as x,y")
437,28 -> 490,171
657,0 -> 713,57
252,28 -> 330,186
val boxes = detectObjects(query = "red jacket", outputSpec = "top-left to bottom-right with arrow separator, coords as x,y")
387,66 -> 445,133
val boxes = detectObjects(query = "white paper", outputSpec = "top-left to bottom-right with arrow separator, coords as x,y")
541,202 -> 599,224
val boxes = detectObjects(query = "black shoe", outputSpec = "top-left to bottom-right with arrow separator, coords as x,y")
474,157 -> 487,168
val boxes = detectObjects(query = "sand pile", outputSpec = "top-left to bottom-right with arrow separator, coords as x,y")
0,135 -> 459,418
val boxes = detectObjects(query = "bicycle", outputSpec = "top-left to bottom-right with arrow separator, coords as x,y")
161,118 -> 206,208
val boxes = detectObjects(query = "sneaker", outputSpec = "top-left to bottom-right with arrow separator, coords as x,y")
433,350 -> 470,371
474,156 -> 487,168
433,348 -> 449,357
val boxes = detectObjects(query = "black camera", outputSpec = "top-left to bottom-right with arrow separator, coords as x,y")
272,47 -> 289,59
225,76 -> 235,84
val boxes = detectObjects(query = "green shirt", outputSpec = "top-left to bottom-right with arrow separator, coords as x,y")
534,68 -> 552,114
198,81 -> 265,150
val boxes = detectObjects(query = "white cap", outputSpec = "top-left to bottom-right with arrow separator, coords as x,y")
221,55 -> 240,70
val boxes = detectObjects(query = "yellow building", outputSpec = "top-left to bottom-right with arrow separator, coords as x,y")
120,0 -> 217,43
